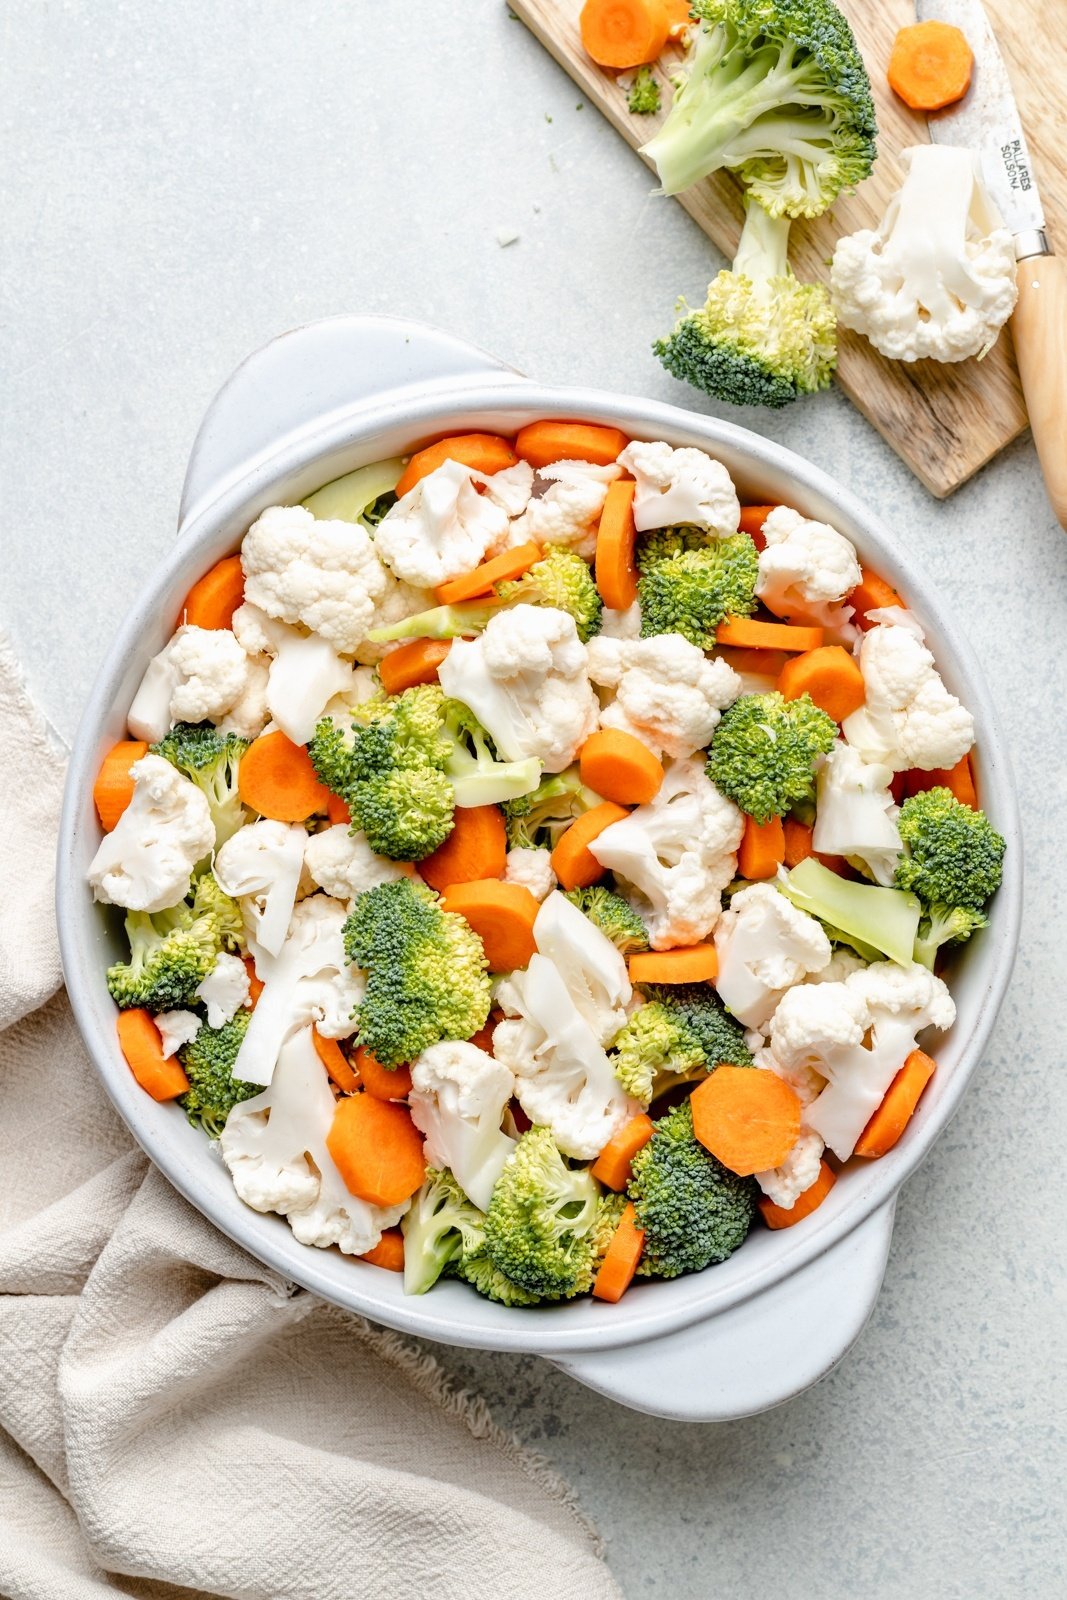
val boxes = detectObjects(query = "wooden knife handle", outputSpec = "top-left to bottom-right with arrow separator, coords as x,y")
1011,252 -> 1067,531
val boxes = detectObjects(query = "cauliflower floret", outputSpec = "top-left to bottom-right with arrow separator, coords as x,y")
586,633 -> 742,759
589,758 -> 743,950
533,891 -> 632,1044
373,459 -> 508,588
599,601 -> 643,640
813,741 -> 902,885
231,602 -> 359,746
504,847 -> 556,902
240,504 -> 390,655
755,1127 -> 826,1210
303,824 -> 413,903
214,819 -> 308,959
714,882 -> 832,1030
437,604 -> 598,774
154,1009 -> 202,1059
507,460 -> 621,560
842,621 -> 975,772
481,459 -> 535,520
127,626 -> 251,742
354,574 -> 437,666
88,755 -> 214,913
617,440 -> 740,535
218,656 -> 270,740
194,951 -> 251,1029
756,506 -> 861,642
408,1040 -> 517,1211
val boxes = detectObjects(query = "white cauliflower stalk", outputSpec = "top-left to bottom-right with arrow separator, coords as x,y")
507,460 -> 621,560
303,824 -> 413,904
88,755 -> 214,913
127,626 -> 251,742
232,602 -> 360,746
586,633 -> 741,759
714,882 -> 832,1030
533,890 -> 633,1044
214,819 -> 308,959
813,741 -> 902,885
842,621 -> 974,772
409,1040 -> 517,1211
240,504 -> 390,655
195,951 -> 251,1029
756,506 -> 861,642
504,847 -> 556,902
599,601 -> 642,641
481,459 -> 535,520
374,459 -> 507,587
617,440 -> 740,535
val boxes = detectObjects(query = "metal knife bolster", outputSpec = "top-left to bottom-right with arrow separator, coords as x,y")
1015,229 -> 1052,261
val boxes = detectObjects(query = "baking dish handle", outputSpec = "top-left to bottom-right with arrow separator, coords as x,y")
179,315 -> 528,531
550,1198 -> 897,1421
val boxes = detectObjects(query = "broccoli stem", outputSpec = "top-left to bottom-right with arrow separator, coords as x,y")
733,196 -> 791,280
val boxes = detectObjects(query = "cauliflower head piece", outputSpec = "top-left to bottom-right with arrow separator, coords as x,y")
240,504 -> 391,655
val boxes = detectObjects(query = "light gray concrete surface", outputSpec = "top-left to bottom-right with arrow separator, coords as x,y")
3,3 -> 1065,1596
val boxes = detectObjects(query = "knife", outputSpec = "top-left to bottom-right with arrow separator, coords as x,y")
918,0 -> 1067,529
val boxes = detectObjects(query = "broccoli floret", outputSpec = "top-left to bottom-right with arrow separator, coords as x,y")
189,871 -> 244,953
178,1007 -> 257,1137
401,1168 -> 485,1295
638,982 -> 754,1070
628,1100 -> 756,1278
613,986 -> 752,1103
482,1126 -> 601,1299
635,525 -> 713,574
344,878 -> 491,1066
707,690 -> 836,822
641,0 -> 877,216
368,548 -> 603,645
106,907 -> 219,1011
628,64 -> 662,115
638,534 -> 759,647
502,766 -> 601,850
894,788 -> 1005,969
152,722 -> 249,848
655,195 -> 836,407
439,697 -> 543,808
563,885 -> 650,954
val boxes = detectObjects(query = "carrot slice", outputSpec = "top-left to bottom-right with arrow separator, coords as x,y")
903,753 -> 978,810
434,542 -> 542,606
313,1030 -> 360,1095
737,813 -> 785,881
628,945 -> 718,984
782,817 -> 815,870
378,638 -> 452,696
94,740 -> 148,832
243,955 -> 264,1006
395,433 -> 518,499
849,567 -> 904,628
778,645 -> 866,723
441,879 -> 539,972
690,1066 -> 802,1177
358,1229 -> 406,1271
325,790 -> 352,826
180,554 -> 245,632
759,1159 -> 836,1229
327,1094 -> 426,1207
550,800 -> 630,890
737,504 -> 779,550
514,419 -> 630,469
355,1046 -> 413,1101
238,730 -> 333,822
469,1013 -> 500,1055
888,21 -> 973,111
595,478 -> 639,610
592,1201 -> 646,1303
854,1049 -> 936,1159
579,728 -> 664,806
116,1009 -> 190,1101
716,617 -> 825,652
715,646 -> 790,682
590,1114 -> 655,1190
580,0 -> 671,69
419,804 -> 507,892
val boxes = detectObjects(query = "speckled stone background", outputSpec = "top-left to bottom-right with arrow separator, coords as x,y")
3,3 -> 1065,1596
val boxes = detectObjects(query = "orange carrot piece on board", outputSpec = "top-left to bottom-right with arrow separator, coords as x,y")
395,433 -> 518,499
418,804 -> 507,893
116,1009 -> 190,1101
313,1031 -> 361,1095
783,818 -> 815,870
595,478 -> 639,610
441,879 -> 539,973
628,945 -> 718,984
849,567 -> 904,627
592,1202 -> 646,1303
738,813 -> 785,881
590,1114 -> 655,1190
355,1046 -> 412,1101
180,554 -> 245,631
358,1229 -> 406,1271
325,790 -> 352,826
778,645 -> 866,723
716,617 -> 825,652
243,956 -> 264,1006
93,740 -> 148,831
888,21 -> 973,111
515,419 -> 630,469
691,1065 -> 802,1177
434,542 -> 542,605
579,728 -> 664,806
903,753 -> 978,810
326,1095 -> 426,1207
759,1159 -> 836,1229
854,1050 -> 937,1159
737,505 -> 779,550
550,801 -> 630,890
378,639 -> 453,696
238,731 -> 332,822
580,0 -> 671,69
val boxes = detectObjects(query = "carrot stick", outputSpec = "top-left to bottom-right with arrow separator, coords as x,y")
783,818 -> 815,869
716,617 -> 825,652
180,554 -> 245,632
94,740 -> 149,832
778,645 -> 866,723
514,419 -> 630,469
441,879 -> 539,972
758,1159 -> 836,1229
358,1229 -> 406,1271
580,0 -> 671,69
592,1201 -> 645,1303
690,1066 -> 803,1177
888,21 -> 973,111
434,542 -> 542,605
903,753 -> 978,810
849,566 -> 904,628
590,1113 -> 655,1190
378,638 -> 452,696
327,1094 -> 426,1206
737,505 -> 779,550
738,813 -> 785,881
116,1009 -> 190,1101
243,956 -> 264,1006
579,728 -> 664,806
395,433 -> 518,499
550,800 -> 630,890
325,790 -> 352,826
854,1049 -> 936,1159
313,1030 -> 361,1095
355,1045 -> 413,1101
628,945 -> 718,984
715,646 -> 790,681
595,478 -> 639,610
238,730 -> 332,822
419,804 -> 507,892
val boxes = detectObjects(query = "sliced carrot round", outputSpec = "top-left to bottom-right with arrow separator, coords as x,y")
395,433 -> 518,499
355,1046 -> 413,1101
313,1030 -> 360,1095
326,1094 -> 426,1206
243,955 -> 265,1006
854,1050 -> 936,1159
116,1010 -> 190,1101
549,800 -> 630,890
378,639 -> 453,697
580,0 -> 671,69
325,789 -> 352,826
902,753 -> 978,810
737,505 -> 779,550
441,879 -> 539,972
888,21 -> 973,111
716,617 -> 825,653
418,804 -> 507,892
514,419 -> 630,469
595,479 -> 639,610
690,1066 -> 802,1177
180,554 -> 245,631
782,817 -> 815,870
434,542 -> 542,605
738,813 -> 785,882
358,1229 -> 406,1271
778,645 -> 866,723
759,1159 -> 836,1229
590,1114 -> 655,1190
238,730 -> 333,822
849,566 -> 904,628
628,945 -> 717,985
94,740 -> 148,832
579,728 -> 663,806
592,1202 -> 646,1303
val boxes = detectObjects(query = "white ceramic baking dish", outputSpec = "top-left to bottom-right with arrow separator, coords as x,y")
56,316 -> 1021,1420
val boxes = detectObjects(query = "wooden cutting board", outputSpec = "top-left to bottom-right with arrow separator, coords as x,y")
511,0 -> 1067,497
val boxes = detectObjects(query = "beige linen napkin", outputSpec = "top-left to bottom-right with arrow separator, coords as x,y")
0,635 -> 622,1600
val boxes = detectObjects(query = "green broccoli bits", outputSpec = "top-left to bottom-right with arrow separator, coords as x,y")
895,787 -> 1005,968
637,534 -> 760,648
707,690 -> 836,822
178,1008 -> 258,1138
563,885 -> 650,954
628,1101 -> 756,1278
483,1127 -> 601,1300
